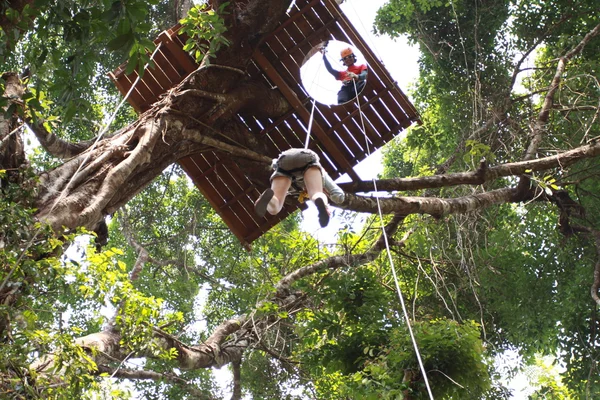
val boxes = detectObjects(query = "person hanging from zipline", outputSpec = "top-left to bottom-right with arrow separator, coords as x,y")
321,45 -> 368,104
254,148 -> 345,228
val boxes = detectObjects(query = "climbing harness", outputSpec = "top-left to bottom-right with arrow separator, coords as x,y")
352,80 -> 435,400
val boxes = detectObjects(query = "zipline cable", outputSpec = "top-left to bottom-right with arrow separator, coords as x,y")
351,80 -> 435,400
0,43 -> 164,294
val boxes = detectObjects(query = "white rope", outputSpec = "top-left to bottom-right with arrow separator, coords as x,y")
303,48 -> 327,149
304,98 -> 316,149
352,80 -> 435,399
0,43 -> 164,294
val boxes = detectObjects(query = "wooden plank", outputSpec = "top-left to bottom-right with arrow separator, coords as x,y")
267,0 -> 321,39
139,65 -> 165,100
304,1 -> 335,28
254,116 -> 293,154
362,103 -> 393,142
246,203 -> 302,243
356,96 -> 397,144
379,89 -> 412,127
330,85 -> 391,132
145,62 -> 172,92
178,155 -> 249,245
286,19 -> 337,57
210,157 -> 259,234
192,154 -> 258,243
158,31 -> 197,77
283,114 -> 316,150
247,116 -> 288,155
120,73 -> 150,113
108,72 -> 143,113
150,48 -> 181,86
261,41 -> 302,94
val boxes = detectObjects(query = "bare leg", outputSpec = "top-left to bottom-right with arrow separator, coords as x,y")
303,167 -> 324,199
268,176 -> 292,215
304,167 -> 329,227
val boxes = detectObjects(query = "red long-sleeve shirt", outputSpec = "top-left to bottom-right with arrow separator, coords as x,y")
338,64 -> 368,82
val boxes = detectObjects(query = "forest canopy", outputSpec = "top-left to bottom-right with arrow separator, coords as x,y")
1,0 -> 600,399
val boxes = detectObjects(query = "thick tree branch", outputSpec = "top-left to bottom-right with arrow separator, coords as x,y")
27,117 -> 125,159
340,141 -> 600,193
0,72 -> 26,175
230,361 -> 242,400
340,186 -> 540,217
96,365 -> 215,399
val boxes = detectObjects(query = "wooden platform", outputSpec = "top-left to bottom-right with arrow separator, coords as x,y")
110,0 -> 420,248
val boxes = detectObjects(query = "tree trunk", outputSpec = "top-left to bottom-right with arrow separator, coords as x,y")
0,72 -> 26,181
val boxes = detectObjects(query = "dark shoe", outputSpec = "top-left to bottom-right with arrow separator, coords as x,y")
254,189 -> 274,218
314,196 -> 330,227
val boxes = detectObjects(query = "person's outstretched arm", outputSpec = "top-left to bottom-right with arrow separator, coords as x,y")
322,54 -> 339,80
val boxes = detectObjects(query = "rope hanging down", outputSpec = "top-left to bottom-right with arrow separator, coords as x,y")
304,98 -> 317,149
303,49 -> 325,149
351,80 -> 436,400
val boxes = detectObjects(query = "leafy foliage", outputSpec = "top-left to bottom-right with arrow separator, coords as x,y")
180,2 -> 231,64
375,0 -> 600,397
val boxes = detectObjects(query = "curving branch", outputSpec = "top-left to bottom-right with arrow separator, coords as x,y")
275,214 -> 405,294
568,226 -> 600,307
27,117 -> 126,160
119,208 -> 149,283
340,186 -> 539,217
340,140 -> 600,193
95,365 -> 215,399
592,232 -> 600,307
509,15 -> 570,92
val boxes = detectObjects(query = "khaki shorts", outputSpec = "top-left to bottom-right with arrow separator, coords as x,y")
271,149 -> 322,181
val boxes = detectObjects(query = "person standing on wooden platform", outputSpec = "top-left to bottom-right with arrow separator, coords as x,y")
321,46 -> 368,104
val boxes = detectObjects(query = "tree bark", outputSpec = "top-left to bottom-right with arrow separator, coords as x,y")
0,72 -> 26,179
